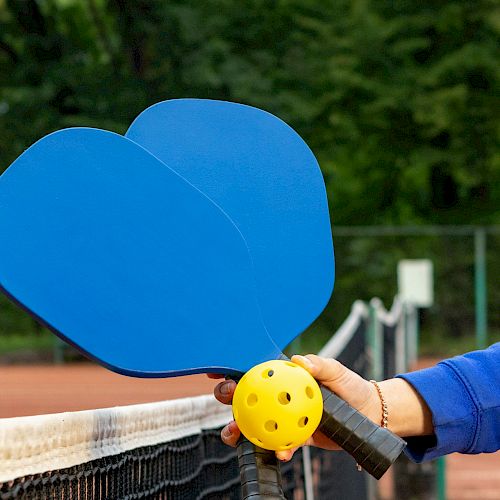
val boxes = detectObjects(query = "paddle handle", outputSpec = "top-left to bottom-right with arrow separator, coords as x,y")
318,386 -> 406,479
237,438 -> 285,500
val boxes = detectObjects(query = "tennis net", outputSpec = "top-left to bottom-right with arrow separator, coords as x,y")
0,396 -> 239,499
0,297 -> 406,499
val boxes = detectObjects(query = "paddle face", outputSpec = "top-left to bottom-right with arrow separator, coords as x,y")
0,128 -> 281,376
127,99 -> 334,351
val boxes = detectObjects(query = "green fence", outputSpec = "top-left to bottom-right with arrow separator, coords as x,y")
300,225 -> 500,358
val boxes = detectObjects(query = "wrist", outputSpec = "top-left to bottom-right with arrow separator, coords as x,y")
378,378 -> 434,437
369,380 -> 388,428
360,380 -> 386,426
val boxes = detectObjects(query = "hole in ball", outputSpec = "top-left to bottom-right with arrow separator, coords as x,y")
265,420 -> 278,432
278,392 -> 291,405
285,362 -> 297,368
298,416 -> 309,428
247,394 -> 258,407
305,386 -> 314,399
262,369 -> 274,378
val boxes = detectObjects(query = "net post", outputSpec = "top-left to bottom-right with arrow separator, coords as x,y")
301,446 -> 315,500
53,337 -> 65,364
474,227 -> 488,349
366,299 -> 384,500
368,299 -> 383,381
395,299 -> 407,374
437,456 -> 446,500
404,303 -> 418,369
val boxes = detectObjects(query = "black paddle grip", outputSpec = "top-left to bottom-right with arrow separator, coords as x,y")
319,386 -> 406,479
237,438 -> 285,500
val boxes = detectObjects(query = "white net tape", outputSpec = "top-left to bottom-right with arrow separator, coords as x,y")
0,394 -> 231,482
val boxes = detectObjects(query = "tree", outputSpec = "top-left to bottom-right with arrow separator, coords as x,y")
0,0 -> 499,341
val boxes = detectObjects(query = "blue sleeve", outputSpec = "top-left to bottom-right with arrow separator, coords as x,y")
396,343 -> 500,462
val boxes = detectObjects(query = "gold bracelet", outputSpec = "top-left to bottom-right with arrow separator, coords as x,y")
369,380 -> 388,428
356,380 -> 388,472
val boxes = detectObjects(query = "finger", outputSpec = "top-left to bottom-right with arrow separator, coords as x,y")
292,354 -> 375,416
214,380 -> 236,404
207,373 -> 225,379
221,421 -> 240,447
276,446 -> 298,462
275,431 -> 342,462
308,431 -> 341,451
291,354 -> 346,384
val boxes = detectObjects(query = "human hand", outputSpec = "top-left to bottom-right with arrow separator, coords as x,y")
209,354 -> 381,461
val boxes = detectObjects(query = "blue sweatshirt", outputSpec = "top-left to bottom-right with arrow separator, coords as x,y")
397,343 -> 500,462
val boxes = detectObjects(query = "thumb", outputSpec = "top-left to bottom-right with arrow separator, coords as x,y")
291,354 -> 375,413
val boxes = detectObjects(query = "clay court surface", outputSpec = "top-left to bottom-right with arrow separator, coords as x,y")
0,363 -> 219,418
1,362 -> 500,499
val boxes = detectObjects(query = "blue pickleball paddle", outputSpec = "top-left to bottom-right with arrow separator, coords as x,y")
127,99 -> 334,350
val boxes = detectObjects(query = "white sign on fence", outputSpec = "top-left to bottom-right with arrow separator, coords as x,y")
397,259 -> 434,308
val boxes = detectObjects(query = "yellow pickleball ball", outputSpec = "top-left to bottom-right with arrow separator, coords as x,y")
232,360 -> 323,451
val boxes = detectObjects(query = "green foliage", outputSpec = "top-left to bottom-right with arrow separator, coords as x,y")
0,0 -> 499,353
420,328 -> 500,358
0,331 -> 53,354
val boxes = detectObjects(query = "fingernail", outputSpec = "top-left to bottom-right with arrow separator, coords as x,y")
220,381 -> 232,395
276,452 -> 289,462
295,355 -> 314,369
222,426 -> 233,438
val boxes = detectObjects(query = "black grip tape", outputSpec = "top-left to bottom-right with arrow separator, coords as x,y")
319,386 -> 406,479
237,438 -> 285,499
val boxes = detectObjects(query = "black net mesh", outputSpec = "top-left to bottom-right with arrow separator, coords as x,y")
0,430 -> 310,500
383,320 -> 397,380
0,430 -> 241,500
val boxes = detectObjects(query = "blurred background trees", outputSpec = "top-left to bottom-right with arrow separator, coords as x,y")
1,0 -> 499,355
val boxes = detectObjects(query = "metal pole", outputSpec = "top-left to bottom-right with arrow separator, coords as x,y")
53,337 -> 65,364
367,302 -> 382,500
474,228 -> 488,349
302,447 -> 315,500
368,301 -> 383,382
437,457 -> 446,500
405,304 -> 418,369
395,302 -> 407,374
414,305 -> 448,500
394,304 -> 444,500
414,307 -> 420,358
